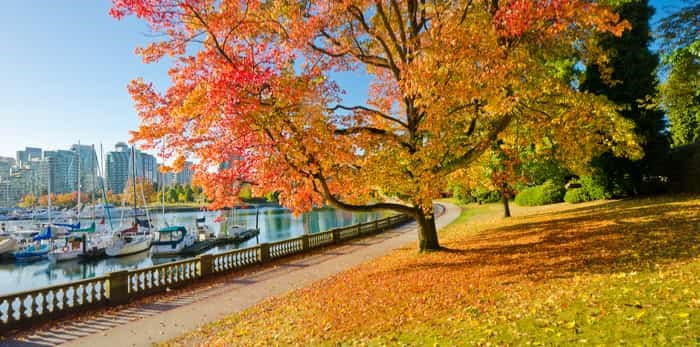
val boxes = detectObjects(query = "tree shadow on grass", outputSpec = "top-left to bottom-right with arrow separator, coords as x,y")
413,196 -> 700,283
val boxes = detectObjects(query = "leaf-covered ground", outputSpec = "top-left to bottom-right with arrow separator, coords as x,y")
171,195 -> 700,346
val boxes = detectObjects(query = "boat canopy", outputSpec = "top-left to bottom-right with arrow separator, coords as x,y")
33,226 -> 52,241
159,226 -> 187,233
136,218 -> 153,228
54,221 -> 80,230
72,222 -> 96,233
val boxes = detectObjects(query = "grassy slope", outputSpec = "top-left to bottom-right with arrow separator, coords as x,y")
171,195 -> 700,346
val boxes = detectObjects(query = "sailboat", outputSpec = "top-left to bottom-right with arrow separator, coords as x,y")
105,146 -> 152,257
151,172 -> 196,256
0,235 -> 18,258
14,172 -> 53,262
50,141 -> 96,261
222,207 -> 260,242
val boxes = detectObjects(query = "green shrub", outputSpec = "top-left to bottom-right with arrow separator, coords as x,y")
470,188 -> 501,204
450,184 -> 476,204
564,176 -> 611,204
580,175 -> 610,200
514,181 -> 565,206
564,188 -> 590,203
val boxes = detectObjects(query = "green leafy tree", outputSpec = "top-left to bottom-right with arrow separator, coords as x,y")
657,1 -> 700,146
582,0 -> 669,196
167,187 -> 178,203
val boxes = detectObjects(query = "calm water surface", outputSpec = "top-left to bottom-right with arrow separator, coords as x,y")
0,206 -> 383,295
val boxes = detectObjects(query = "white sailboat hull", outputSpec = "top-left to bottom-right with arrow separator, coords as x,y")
105,237 -> 151,257
0,238 -> 17,255
51,249 -> 82,262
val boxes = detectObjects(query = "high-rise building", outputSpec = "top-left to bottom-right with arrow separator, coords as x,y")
157,164 -> 176,189
176,161 -> 194,186
106,142 -> 161,194
135,151 -> 158,184
70,144 -> 98,192
0,161 -> 11,182
16,147 -> 42,167
42,150 -> 78,194
0,180 -> 21,208
106,143 -> 130,194
11,165 -> 40,198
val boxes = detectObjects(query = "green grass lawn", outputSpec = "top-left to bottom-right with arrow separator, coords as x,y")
171,195 -> 700,346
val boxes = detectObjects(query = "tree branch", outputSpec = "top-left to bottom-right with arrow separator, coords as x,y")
334,126 -> 415,151
328,104 -> 410,129
313,172 -> 416,216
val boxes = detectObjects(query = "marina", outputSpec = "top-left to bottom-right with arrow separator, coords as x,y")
0,207 -> 383,295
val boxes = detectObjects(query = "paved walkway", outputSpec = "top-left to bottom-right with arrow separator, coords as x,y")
1,203 -> 460,347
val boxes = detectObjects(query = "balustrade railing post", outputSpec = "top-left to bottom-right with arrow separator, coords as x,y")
108,270 -> 130,306
259,243 -> 271,263
357,222 -> 362,235
332,228 -> 341,244
302,234 -> 310,250
199,254 -> 214,278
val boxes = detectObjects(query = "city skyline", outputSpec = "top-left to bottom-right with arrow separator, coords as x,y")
0,141 -> 194,208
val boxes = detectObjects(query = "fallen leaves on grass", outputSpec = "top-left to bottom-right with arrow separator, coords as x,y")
172,195 -> 700,346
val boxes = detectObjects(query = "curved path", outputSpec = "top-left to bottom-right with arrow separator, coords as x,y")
2,203 -> 460,347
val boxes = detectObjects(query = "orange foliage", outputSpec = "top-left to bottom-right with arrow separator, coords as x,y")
111,0 -> 639,250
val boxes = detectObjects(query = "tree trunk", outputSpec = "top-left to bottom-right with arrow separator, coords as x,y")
415,207 -> 440,252
502,194 -> 511,218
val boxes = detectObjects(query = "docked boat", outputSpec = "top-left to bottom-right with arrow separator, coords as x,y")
14,226 -> 52,262
195,217 -> 215,241
0,237 -> 18,258
151,225 -> 196,257
50,234 -> 84,262
14,243 -> 51,262
105,145 -> 154,258
105,225 -> 152,257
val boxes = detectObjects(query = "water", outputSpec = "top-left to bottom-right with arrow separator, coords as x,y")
0,206 -> 384,295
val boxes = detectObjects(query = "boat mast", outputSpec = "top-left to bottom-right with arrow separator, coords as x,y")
77,140 -> 81,220
91,144 -> 96,221
161,172 -> 165,216
131,146 -> 138,225
47,161 -> 52,225
99,143 -> 114,231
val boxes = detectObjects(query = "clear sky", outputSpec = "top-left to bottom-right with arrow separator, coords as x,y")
0,0 -> 684,159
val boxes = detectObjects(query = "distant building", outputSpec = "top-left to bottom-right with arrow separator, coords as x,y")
70,144 -> 98,192
157,164 -> 176,189
176,161 -> 194,186
42,150 -> 78,194
0,180 -> 21,208
0,160 -> 10,182
135,151 -> 158,184
106,143 -> 130,194
16,147 -> 42,167
106,142 -> 161,193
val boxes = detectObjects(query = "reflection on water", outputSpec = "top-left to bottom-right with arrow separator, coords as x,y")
0,206 -> 383,295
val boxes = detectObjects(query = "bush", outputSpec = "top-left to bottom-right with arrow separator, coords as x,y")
563,176 -> 611,204
470,188 -> 501,204
580,175 -> 610,200
514,180 -> 565,206
564,188 -> 589,203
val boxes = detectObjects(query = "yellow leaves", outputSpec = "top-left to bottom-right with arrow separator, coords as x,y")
674,312 -> 690,319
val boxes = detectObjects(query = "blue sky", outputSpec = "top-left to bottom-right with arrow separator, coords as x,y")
0,0 -> 683,159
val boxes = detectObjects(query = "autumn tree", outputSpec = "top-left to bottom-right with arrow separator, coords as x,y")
112,0 -> 639,251
122,178 -> 158,205
18,194 -> 37,209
